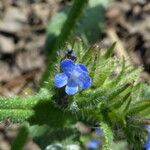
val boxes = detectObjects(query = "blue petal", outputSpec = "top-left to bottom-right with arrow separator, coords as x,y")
146,125 -> 150,133
77,64 -> 89,73
145,142 -> 150,150
54,73 -> 68,88
60,59 -> 75,76
65,81 -> 78,95
79,74 -> 92,89
87,139 -> 100,149
146,147 -> 150,150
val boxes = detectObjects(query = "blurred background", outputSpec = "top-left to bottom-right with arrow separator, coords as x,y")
0,0 -> 150,149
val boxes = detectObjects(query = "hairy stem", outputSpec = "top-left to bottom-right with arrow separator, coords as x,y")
0,89 -> 52,122
0,109 -> 34,122
0,89 -> 52,109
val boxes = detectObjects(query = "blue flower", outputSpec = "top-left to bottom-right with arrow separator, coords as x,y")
54,59 -> 92,95
145,125 -> 150,150
87,139 -> 101,149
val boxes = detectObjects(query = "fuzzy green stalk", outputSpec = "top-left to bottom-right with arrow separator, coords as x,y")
0,89 -> 52,122
0,89 -> 52,109
11,125 -> 29,150
0,89 -> 77,127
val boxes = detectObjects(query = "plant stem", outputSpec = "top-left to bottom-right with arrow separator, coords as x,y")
0,109 -> 34,122
0,89 -> 51,109
0,89 -> 52,122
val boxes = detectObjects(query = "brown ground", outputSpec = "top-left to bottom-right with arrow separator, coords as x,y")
0,0 -> 64,149
0,0 -> 62,96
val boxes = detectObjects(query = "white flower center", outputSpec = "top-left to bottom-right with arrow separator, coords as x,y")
70,69 -> 81,81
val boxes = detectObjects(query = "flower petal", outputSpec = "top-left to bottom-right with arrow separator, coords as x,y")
146,125 -> 150,133
79,74 -> 92,89
145,141 -> 150,150
87,139 -> 100,149
77,64 -> 89,73
60,59 -> 75,75
54,73 -> 68,88
65,81 -> 78,95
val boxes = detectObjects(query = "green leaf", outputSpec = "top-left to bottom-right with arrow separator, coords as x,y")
128,100 -> 150,115
93,58 -> 116,87
108,91 -> 131,110
104,42 -> 116,59
105,57 -> 125,88
0,89 -> 77,127
0,89 -> 51,109
81,46 -> 95,64
30,125 -> 79,149
0,109 -> 34,123
28,100 -> 76,128
107,84 -> 130,102
46,0 -> 109,47
11,125 -> 29,150
74,0 -> 107,43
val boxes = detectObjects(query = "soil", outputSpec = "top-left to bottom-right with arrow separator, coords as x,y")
0,0 -> 66,149
0,0 -> 65,96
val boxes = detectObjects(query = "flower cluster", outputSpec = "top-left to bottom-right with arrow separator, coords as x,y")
54,59 -> 91,95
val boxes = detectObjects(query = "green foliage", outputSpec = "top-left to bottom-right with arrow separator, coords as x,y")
0,89 -> 52,122
11,124 -> 29,150
61,40 -> 149,149
104,42 -> 116,59
30,125 -> 79,149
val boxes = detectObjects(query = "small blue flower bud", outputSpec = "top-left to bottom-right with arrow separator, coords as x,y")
66,49 -> 77,60
95,129 -> 103,135
67,49 -> 73,54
